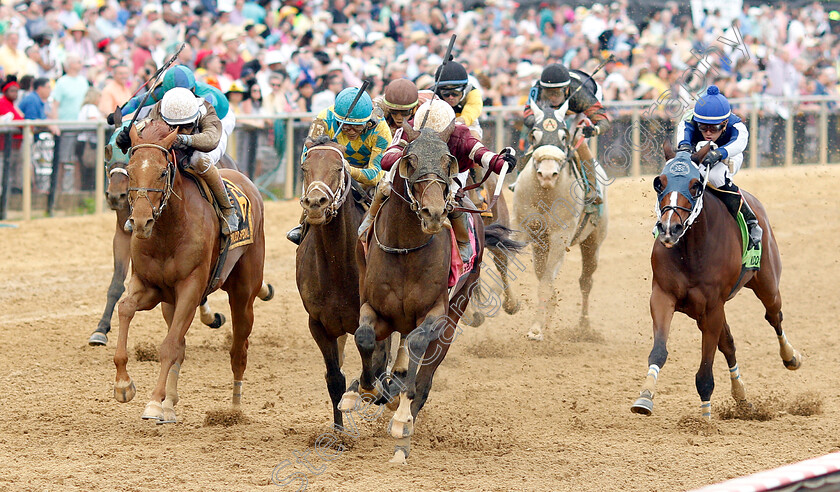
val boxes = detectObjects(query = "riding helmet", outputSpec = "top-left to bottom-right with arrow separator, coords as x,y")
162,65 -> 197,92
539,63 -> 571,88
693,85 -> 731,125
434,61 -> 469,89
334,87 -> 373,124
382,79 -> 419,111
413,99 -> 455,133
161,87 -> 201,126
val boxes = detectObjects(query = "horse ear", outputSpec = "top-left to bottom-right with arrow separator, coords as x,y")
663,139 -> 676,161
689,178 -> 703,199
653,175 -> 666,194
303,136 -> 315,148
161,129 -> 179,149
129,124 -> 139,144
438,118 -> 456,143
692,143 -> 712,164
398,154 -> 414,179
401,121 -> 420,143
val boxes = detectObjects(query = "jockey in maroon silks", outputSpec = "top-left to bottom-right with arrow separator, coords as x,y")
360,95 -> 515,263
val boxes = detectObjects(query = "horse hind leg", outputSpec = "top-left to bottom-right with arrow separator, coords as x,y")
257,282 -> 275,302
228,283 -> 256,409
198,299 -> 226,329
491,248 -> 520,315
750,275 -> 803,370
90,231 -> 130,345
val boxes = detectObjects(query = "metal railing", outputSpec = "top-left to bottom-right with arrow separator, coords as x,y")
2,94 -> 839,221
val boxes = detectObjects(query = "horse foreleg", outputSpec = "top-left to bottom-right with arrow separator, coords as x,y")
492,248 -> 520,315
309,318 -> 346,429
340,303 -> 381,412
114,276 -> 160,404
696,307 -> 725,420
91,226 -> 131,345
529,240 -> 563,341
717,320 -> 747,406
631,283 -> 675,416
578,232 -> 602,331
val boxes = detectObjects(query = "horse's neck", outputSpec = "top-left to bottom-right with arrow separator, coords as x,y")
676,195 -> 722,264
381,176 -> 433,248
310,198 -> 359,254
153,173 -> 201,242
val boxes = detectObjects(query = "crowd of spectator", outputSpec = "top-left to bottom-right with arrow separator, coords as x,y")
2,0 -> 840,191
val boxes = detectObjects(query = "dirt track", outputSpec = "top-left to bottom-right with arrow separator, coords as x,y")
1,165 -> 838,491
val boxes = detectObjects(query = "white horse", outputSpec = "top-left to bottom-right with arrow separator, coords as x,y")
512,102 -> 609,341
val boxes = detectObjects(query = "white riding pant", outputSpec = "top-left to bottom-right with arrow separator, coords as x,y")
192,110 -> 236,173
699,153 -> 742,188
451,169 -> 470,195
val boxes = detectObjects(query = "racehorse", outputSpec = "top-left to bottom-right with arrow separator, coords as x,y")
295,136 -> 391,430
112,120 -> 272,423
343,122 -> 523,463
88,132 -> 241,346
630,141 -> 802,419
512,101 -> 608,341
461,170 -> 521,327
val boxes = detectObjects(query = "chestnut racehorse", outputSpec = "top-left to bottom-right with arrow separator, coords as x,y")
88,130 -> 239,346
631,142 -> 802,419
295,136 -> 391,430
112,120 -> 271,423
342,124 -> 523,463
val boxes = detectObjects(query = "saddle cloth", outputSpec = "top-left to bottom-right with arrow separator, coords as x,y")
181,168 -> 254,250
736,211 -> 761,270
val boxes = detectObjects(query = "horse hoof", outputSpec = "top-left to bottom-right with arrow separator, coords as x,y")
631,397 -> 654,415
388,416 -> 414,438
89,332 -> 108,346
260,284 -> 275,302
385,393 -> 400,411
158,404 -> 177,424
207,313 -> 225,329
463,312 -> 485,327
503,299 -> 521,315
388,448 -> 408,465
114,380 -> 136,403
783,351 -> 803,371
339,391 -> 361,412
142,401 -> 164,421
526,331 -> 543,342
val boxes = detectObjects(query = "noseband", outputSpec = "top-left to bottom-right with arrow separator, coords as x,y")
655,161 -> 710,243
126,143 -> 177,221
301,145 -> 352,223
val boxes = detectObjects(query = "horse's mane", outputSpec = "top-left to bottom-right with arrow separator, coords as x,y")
139,119 -> 173,143
309,135 -> 332,147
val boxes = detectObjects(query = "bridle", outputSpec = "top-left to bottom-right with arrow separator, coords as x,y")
126,143 -> 178,221
392,145 -> 456,221
655,157 -> 709,244
300,145 -> 352,223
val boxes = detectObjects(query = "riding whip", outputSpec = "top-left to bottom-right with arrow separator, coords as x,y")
420,34 -> 457,130
334,79 -> 371,138
564,53 -> 614,105
120,43 -> 187,129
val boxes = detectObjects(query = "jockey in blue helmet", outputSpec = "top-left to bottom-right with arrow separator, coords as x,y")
285,86 -> 392,245
678,85 -> 761,251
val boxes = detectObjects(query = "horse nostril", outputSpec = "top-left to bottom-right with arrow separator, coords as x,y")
656,222 -> 665,233
551,172 -> 558,177
672,223 -> 683,233
144,218 -> 155,230
318,196 -> 328,207
419,208 -> 432,220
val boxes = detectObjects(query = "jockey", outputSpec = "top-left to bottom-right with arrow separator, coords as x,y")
375,78 -> 420,135
367,98 -> 515,263
115,87 -> 239,235
433,61 -> 484,139
678,85 -> 762,251
110,65 -> 236,160
286,87 -> 392,245
519,63 -> 610,205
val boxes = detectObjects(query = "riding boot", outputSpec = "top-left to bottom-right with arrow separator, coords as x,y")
575,143 -> 603,206
358,181 -> 390,239
717,182 -> 763,250
286,211 -> 307,245
202,165 -> 239,236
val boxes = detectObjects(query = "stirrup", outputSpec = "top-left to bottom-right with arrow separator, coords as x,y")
286,224 -> 302,245
221,208 -> 239,236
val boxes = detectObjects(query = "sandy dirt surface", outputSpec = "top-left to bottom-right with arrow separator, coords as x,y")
1,165 -> 838,491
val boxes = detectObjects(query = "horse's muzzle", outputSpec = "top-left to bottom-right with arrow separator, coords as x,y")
107,192 -> 127,211
301,193 -> 329,224
656,221 -> 683,248
419,207 -> 444,235
130,217 -> 155,239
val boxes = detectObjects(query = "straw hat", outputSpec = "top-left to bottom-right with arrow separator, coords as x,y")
69,21 -> 88,33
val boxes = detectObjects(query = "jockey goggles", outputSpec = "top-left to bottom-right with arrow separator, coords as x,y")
438,87 -> 465,98
698,121 -> 726,133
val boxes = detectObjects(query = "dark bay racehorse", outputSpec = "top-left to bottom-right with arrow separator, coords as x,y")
631,142 -> 802,419
88,135 -> 239,346
295,136 -> 391,429
343,123 -> 522,463
112,120 -> 272,423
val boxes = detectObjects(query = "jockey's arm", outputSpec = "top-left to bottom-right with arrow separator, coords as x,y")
569,85 -> 610,135
456,89 -> 483,127
149,100 -> 222,152
678,120 -> 696,149
347,119 -> 391,187
451,124 -> 508,174
717,121 -> 749,161
120,86 -> 164,117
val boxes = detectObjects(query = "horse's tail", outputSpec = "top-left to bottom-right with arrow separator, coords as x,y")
483,223 -> 526,253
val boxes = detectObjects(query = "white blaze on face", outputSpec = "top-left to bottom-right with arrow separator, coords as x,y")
663,191 -> 678,234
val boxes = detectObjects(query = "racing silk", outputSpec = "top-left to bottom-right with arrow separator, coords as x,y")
523,69 -> 610,134
679,113 -> 748,161
451,87 -> 483,127
303,107 -> 392,188
120,81 -> 230,120
380,123 -> 506,174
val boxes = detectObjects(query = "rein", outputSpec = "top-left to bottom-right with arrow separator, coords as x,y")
127,143 -> 179,221
373,170 -> 437,255
655,161 -> 710,243
301,145 -> 352,223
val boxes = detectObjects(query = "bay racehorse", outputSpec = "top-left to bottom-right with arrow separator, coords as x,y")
512,102 -> 608,341
88,127 -> 240,346
295,136 -> 391,430
342,123 -> 523,463
631,141 -> 802,419
112,120 -> 272,423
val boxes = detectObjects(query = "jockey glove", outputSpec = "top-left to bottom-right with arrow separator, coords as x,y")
106,110 -> 119,126
677,142 -> 692,153
116,128 -> 131,154
176,134 -> 192,148
582,125 -> 600,138
701,148 -> 723,167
